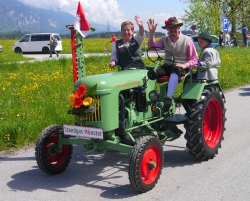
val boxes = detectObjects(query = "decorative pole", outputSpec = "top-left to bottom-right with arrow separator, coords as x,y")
66,25 -> 87,83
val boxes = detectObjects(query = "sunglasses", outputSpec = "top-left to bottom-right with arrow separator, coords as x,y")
167,26 -> 180,30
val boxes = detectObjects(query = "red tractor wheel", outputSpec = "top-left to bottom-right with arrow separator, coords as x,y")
35,125 -> 73,174
203,97 -> 223,148
184,85 -> 226,160
129,136 -> 163,193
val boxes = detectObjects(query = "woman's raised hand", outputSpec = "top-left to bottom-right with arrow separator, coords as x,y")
134,15 -> 143,27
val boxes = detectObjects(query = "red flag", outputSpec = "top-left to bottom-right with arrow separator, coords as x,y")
74,1 -> 91,37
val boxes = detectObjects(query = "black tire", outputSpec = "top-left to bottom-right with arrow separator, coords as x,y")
42,46 -> 50,54
35,125 -> 73,175
14,47 -> 22,53
129,136 -> 163,193
184,85 -> 226,160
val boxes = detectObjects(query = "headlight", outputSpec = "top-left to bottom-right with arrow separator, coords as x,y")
149,90 -> 160,102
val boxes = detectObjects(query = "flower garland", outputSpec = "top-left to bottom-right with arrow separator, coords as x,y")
68,84 -> 97,117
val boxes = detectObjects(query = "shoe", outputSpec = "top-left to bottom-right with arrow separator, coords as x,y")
165,124 -> 183,141
163,97 -> 172,112
49,56 -> 52,57
57,54 -> 59,57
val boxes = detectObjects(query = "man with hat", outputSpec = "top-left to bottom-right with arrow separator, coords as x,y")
147,17 -> 198,112
193,32 -> 221,80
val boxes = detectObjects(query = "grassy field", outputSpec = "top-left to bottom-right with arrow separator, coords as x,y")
1,38 -> 250,152
0,37 -> 151,55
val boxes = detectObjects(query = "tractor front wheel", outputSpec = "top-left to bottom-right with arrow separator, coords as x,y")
35,125 -> 73,175
129,136 -> 163,193
184,85 -> 226,160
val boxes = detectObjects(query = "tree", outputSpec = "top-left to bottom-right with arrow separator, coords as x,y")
181,0 -> 221,35
181,0 -> 250,36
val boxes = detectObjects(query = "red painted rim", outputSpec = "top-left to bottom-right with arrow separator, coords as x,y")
140,144 -> 161,185
45,133 -> 70,168
203,98 -> 223,148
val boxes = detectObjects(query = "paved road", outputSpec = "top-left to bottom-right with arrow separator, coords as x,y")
1,85 -> 250,201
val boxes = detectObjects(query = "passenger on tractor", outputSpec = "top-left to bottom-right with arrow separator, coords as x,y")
147,17 -> 198,112
192,32 -> 221,80
109,15 -> 146,70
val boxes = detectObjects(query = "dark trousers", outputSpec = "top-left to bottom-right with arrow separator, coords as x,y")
156,63 -> 188,78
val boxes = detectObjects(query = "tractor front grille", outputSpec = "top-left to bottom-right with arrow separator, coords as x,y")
85,95 -> 101,121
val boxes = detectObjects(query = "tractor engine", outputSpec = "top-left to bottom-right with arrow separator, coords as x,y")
115,85 -> 150,139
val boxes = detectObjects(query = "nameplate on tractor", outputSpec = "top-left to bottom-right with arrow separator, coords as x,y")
63,124 -> 103,140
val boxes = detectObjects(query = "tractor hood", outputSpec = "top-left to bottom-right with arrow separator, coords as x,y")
75,69 -> 149,95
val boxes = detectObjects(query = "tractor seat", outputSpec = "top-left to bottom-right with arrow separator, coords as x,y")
157,76 -> 184,83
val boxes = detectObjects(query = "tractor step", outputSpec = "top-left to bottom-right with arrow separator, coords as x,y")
165,114 -> 186,123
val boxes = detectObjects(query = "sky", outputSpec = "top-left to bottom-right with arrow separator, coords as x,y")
18,0 -> 190,32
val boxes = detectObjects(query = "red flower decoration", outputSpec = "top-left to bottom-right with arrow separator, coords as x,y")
68,84 -> 97,116
74,97 -> 83,108
75,84 -> 87,99
165,20 -> 171,25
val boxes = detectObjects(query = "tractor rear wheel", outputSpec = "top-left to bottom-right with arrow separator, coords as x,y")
184,85 -> 226,160
129,136 -> 163,193
35,125 -> 73,174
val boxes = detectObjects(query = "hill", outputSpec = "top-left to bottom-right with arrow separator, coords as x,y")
0,0 -> 119,35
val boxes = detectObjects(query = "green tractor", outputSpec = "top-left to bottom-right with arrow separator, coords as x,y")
35,26 -> 226,193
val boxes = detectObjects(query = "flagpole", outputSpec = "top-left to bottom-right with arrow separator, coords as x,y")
66,25 -> 87,82
66,2 -> 93,83
75,31 -> 86,78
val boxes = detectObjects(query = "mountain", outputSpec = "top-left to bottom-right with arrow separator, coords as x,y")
0,0 -> 119,34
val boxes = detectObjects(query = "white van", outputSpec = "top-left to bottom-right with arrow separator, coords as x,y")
12,33 -> 63,54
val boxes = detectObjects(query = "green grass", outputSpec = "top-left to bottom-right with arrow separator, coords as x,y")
0,39 -> 34,63
0,38 -> 153,56
1,39 -> 250,152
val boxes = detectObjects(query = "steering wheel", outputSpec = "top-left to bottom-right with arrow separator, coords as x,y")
146,46 -> 175,66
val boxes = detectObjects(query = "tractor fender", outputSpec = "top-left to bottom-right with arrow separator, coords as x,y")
180,81 -> 224,100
